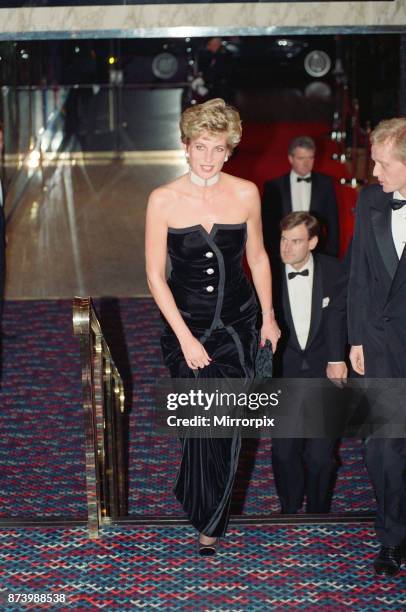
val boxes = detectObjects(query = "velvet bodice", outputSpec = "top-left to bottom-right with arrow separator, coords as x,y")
166,223 -> 255,329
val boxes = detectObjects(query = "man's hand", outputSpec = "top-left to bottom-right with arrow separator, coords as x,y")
326,362 -> 348,387
349,345 -> 365,375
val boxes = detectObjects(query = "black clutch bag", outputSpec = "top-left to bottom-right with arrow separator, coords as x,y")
255,339 -> 273,378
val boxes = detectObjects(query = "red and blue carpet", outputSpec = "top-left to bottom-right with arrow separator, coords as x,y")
0,525 -> 404,609
2,299 -> 404,609
0,298 -> 374,518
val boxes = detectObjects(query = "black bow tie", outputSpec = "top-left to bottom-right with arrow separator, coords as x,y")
390,198 -> 406,210
297,176 -> 312,183
288,269 -> 309,280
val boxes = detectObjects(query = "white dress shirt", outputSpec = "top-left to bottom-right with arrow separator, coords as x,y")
285,254 -> 314,350
391,190 -> 406,259
290,170 -> 312,212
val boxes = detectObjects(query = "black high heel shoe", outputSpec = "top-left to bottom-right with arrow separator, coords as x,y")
198,535 -> 218,557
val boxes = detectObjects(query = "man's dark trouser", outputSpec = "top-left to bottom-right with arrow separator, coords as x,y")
272,437 -> 336,513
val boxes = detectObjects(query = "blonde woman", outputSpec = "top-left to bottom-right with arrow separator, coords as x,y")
145,98 -> 280,555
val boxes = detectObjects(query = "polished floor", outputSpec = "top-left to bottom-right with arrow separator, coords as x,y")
5,155 -> 186,299
3,87 -> 185,299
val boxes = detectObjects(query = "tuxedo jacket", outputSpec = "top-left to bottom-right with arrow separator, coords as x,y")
348,184 -> 406,377
273,253 -> 347,378
262,171 -> 339,258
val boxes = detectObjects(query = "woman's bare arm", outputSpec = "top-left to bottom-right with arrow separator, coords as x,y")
145,188 -> 211,368
244,183 -> 281,351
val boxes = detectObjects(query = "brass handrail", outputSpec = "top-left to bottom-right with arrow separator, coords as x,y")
73,297 -> 126,538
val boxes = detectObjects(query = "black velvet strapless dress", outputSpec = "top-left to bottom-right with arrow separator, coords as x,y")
161,222 -> 258,537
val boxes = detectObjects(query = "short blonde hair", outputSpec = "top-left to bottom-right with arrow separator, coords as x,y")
370,117 -> 406,164
180,98 -> 242,150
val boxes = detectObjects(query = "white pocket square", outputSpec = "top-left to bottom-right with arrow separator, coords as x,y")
322,297 -> 330,308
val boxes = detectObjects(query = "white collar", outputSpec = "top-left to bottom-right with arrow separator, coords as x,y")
189,170 -> 220,187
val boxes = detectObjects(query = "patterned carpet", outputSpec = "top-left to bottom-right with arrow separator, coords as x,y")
0,524 -> 404,610
1,299 -> 405,609
0,298 -> 375,518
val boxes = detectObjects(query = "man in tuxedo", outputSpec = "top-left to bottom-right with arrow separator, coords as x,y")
348,117 -> 406,577
262,136 -> 339,259
271,212 -> 347,514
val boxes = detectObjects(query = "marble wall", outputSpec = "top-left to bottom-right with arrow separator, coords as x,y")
0,1 -> 404,39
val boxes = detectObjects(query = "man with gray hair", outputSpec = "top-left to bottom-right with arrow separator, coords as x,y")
348,117 -> 406,577
262,135 -> 339,259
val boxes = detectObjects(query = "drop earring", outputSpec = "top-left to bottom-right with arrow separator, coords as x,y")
224,155 -> 229,162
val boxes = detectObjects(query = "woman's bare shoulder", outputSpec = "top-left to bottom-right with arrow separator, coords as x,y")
148,175 -> 187,208
222,173 -> 259,199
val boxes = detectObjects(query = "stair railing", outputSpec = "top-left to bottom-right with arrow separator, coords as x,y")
72,297 -> 127,538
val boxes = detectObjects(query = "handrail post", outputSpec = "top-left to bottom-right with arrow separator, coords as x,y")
73,297 -> 101,538
73,297 -> 126,538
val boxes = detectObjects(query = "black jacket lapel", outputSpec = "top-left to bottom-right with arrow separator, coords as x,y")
371,192 -> 398,279
309,171 -> 319,213
305,256 -> 323,350
282,174 -> 293,215
282,272 -> 302,351
388,242 -> 406,300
